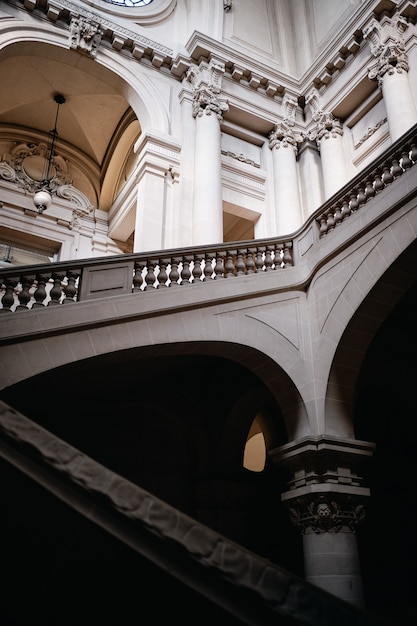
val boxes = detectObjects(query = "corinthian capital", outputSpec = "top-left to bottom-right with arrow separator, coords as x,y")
363,14 -> 409,85
269,121 -> 302,153
186,59 -> 229,120
304,88 -> 343,145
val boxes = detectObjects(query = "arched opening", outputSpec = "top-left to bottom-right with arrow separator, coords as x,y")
0,346 -> 304,576
243,415 -> 267,472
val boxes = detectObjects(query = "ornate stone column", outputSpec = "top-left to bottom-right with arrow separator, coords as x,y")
306,89 -> 348,200
269,95 -> 303,235
363,14 -> 417,142
186,59 -> 229,245
271,436 -> 374,607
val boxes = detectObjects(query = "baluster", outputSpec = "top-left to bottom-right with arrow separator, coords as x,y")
32,273 -> 51,307
318,215 -> 328,237
63,270 -> 80,303
246,248 -> 257,274
382,166 -> 393,185
157,259 -> 169,288
264,246 -> 274,271
333,203 -> 343,228
391,159 -> 403,178
169,257 -> 181,286
283,243 -> 293,268
48,272 -> 65,305
326,210 -> 335,233
16,274 -> 35,310
203,255 -> 213,281
224,252 -> 236,278
274,244 -> 283,269
400,150 -> 412,170
365,179 -> 375,200
410,144 -> 417,163
0,277 -> 18,313
357,187 -> 366,206
213,254 -> 225,279
192,256 -> 203,284
181,256 -> 192,285
133,261 -> 144,292
349,193 -> 359,213
373,170 -> 384,193
341,198 -> 351,222
255,248 -> 265,272
236,251 -> 246,276
144,260 -> 157,290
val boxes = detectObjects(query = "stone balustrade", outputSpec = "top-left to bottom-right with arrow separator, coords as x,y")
315,127 -> 417,237
1,124 -> 416,313
0,241 -> 292,312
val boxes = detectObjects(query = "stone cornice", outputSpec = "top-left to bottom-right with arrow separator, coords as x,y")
4,0 -> 374,106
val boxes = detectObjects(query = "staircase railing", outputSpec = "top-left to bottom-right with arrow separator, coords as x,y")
1,124 -> 416,312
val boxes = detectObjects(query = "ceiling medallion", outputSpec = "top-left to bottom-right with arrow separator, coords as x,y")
103,0 -> 153,6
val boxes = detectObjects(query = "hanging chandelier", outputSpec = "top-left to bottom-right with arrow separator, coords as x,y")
33,93 -> 66,213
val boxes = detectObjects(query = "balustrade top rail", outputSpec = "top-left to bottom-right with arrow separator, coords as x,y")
0,124 -> 416,312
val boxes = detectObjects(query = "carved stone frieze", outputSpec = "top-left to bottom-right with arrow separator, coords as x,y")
288,494 -> 366,534
363,14 -> 410,86
186,60 -> 229,121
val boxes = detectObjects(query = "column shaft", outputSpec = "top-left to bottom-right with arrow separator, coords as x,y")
303,529 -> 364,606
193,112 -> 223,244
382,71 -> 417,141
272,145 -> 302,235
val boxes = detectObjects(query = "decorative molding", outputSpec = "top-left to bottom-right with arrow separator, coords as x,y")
0,141 -> 92,212
221,149 -> 260,168
356,117 -> 388,147
0,142 -> 72,193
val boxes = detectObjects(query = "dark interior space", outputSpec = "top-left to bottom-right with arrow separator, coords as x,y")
0,350 -> 303,624
355,280 -> 417,625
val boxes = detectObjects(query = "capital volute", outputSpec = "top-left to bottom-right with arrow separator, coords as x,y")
363,13 -> 410,85
186,59 -> 229,121
268,122 -> 301,153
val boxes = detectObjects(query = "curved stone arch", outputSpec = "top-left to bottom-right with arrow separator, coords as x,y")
323,236 -> 417,438
0,24 -> 171,136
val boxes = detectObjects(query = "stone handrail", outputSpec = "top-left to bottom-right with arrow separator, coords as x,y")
0,399 -> 397,626
0,124 -> 416,312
